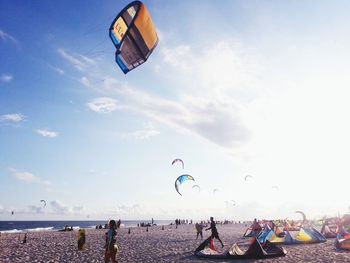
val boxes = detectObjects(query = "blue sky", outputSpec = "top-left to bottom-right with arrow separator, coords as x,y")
1,0 -> 350,221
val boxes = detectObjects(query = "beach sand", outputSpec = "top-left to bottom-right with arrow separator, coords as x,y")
1,224 -> 349,262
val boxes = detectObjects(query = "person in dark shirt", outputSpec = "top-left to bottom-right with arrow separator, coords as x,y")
206,216 -> 224,248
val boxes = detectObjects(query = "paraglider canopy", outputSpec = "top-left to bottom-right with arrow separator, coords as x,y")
175,174 -> 195,196
109,1 -> 158,74
40,200 -> 46,207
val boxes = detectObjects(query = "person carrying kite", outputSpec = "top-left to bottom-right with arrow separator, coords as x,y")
206,217 -> 224,248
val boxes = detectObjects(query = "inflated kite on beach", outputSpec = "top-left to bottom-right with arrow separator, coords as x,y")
109,1 -> 158,74
195,237 -> 287,260
175,175 -> 195,196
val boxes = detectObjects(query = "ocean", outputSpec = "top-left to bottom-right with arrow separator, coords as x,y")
0,220 -> 173,233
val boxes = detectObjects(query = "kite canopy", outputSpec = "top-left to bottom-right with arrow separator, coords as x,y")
244,175 -> 252,181
258,226 -> 326,244
195,237 -> 287,260
336,234 -> 350,250
295,211 -> 307,223
109,1 -> 158,74
175,174 -> 195,196
192,185 -> 201,192
172,158 -> 184,169
40,200 -> 46,207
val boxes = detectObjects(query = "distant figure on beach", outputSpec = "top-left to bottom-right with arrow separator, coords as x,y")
206,217 -> 224,248
104,220 -> 118,263
22,233 -> 27,244
251,218 -> 261,230
195,223 -> 204,239
77,229 -> 86,250
336,219 -> 348,236
250,218 -> 262,236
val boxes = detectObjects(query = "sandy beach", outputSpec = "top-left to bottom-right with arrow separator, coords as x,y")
1,223 -> 349,262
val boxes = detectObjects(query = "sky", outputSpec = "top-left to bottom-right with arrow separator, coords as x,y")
1,0 -> 350,221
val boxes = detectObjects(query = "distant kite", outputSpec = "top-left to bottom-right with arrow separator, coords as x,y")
40,200 -> 46,208
172,158 -> 184,169
244,175 -> 252,181
272,186 -> 279,191
192,185 -> 201,192
175,174 -> 195,196
295,210 -> 307,223
109,1 -> 158,74
225,200 -> 236,207
11,211 -> 14,215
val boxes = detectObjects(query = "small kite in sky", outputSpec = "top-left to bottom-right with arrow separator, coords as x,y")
172,158 -> 184,169
192,185 -> 201,192
175,174 -> 195,196
244,175 -> 252,181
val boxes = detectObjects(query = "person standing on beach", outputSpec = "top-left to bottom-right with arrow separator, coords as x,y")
206,217 -> 224,248
104,220 -> 118,263
195,223 -> 204,239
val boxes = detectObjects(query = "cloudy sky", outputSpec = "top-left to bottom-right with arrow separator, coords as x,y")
1,0 -> 350,221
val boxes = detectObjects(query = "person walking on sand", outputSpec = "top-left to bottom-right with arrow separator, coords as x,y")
104,220 -> 118,263
206,217 -> 224,248
195,223 -> 204,239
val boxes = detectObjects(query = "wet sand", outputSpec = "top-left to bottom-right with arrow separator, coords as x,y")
0,224 -> 349,262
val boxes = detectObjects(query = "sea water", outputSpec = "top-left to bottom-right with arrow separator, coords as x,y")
0,220 -> 173,233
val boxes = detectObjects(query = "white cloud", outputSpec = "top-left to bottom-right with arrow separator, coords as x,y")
58,40 -> 254,149
73,206 -> 84,215
28,205 -> 44,214
50,200 -> 69,214
0,113 -> 24,122
57,48 -> 96,71
42,180 -> 52,186
114,85 -> 249,148
0,74 -> 13,82
0,29 -> 18,45
80,76 -> 91,87
87,97 -> 118,113
13,171 -> 40,183
125,123 -> 160,140
10,169 -> 52,190
49,65 -> 65,75
116,204 -> 142,216
35,129 -> 59,138
0,205 -> 4,213
87,169 -> 97,175
88,40 -> 257,149
161,45 -> 192,70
